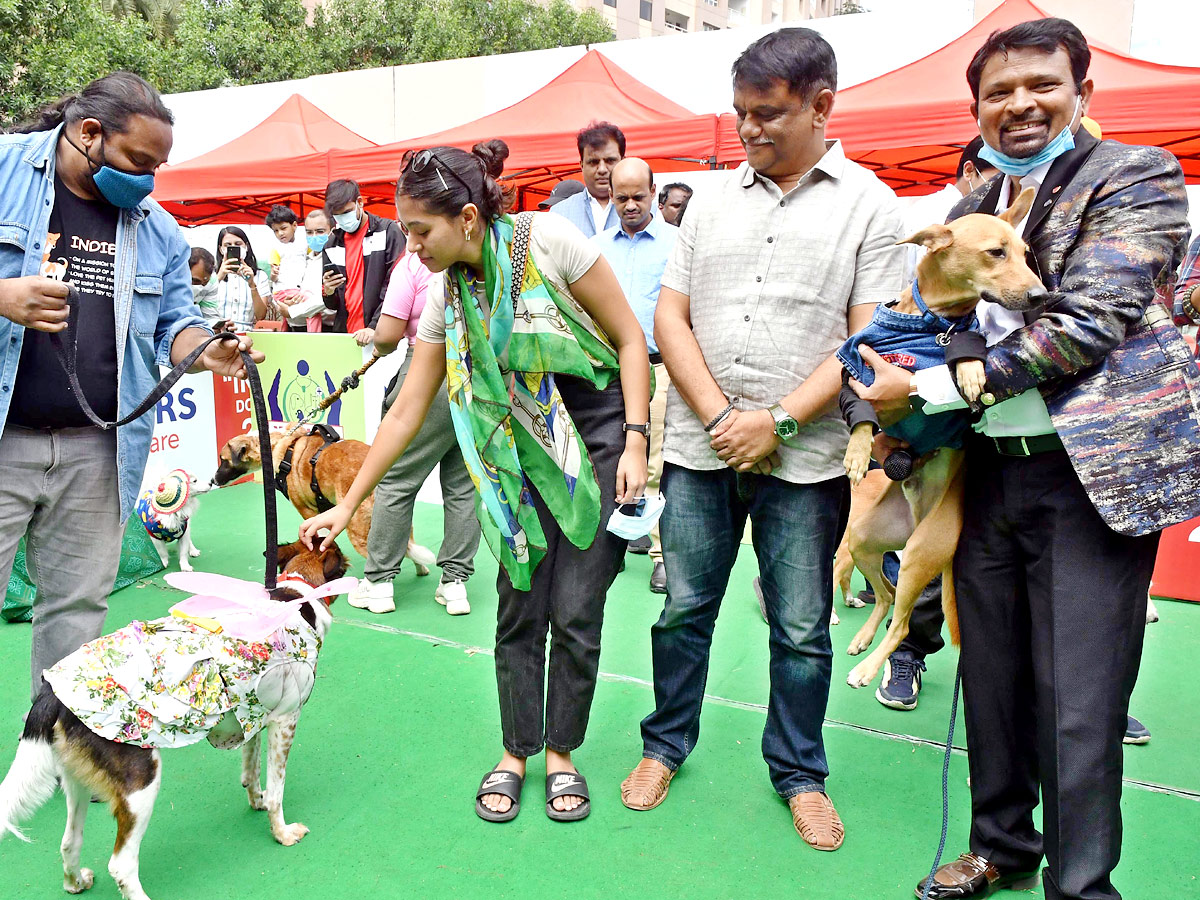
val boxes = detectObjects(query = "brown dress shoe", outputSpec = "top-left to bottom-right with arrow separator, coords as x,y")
914,852 -> 1037,899
620,758 -> 674,811
788,791 -> 844,851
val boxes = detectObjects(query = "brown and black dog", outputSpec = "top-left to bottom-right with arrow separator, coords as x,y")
0,541 -> 349,900
214,429 -> 435,572
840,188 -> 1045,690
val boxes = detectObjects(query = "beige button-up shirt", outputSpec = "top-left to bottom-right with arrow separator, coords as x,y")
660,142 -> 906,484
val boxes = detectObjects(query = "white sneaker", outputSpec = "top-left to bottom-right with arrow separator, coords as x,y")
435,580 -> 471,616
347,578 -> 395,614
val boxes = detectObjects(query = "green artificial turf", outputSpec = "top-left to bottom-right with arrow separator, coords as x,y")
1,483 -> 1197,899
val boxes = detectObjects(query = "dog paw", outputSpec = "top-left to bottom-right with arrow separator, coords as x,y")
955,360 -> 986,403
64,868 -> 94,893
846,663 -> 876,689
846,632 -> 873,656
179,559 -> 194,573
830,609 -> 840,626
844,594 -> 866,609
188,546 -> 201,558
246,791 -> 267,811
413,562 -> 430,577
273,822 -> 309,846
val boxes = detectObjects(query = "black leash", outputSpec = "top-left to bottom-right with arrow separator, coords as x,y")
920,661 -> 963,900
49,284 -> 278,589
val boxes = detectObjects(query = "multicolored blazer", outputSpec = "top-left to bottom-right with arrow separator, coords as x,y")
950,129 -> 1200,536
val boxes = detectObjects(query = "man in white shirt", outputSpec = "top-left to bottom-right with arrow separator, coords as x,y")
550,122 -> 623,238
620,27 -> 905,851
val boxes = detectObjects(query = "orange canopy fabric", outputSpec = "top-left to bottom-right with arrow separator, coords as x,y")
154,95 -> 377,225
329,51 -> 720,211
717,0 -> 1200,193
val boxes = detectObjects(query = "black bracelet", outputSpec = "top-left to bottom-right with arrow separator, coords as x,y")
704,402 -> 735,432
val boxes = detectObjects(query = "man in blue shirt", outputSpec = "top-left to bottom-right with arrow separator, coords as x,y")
552,121 -> 624,238
594,157 -> 678,593
0,72 -> 261,702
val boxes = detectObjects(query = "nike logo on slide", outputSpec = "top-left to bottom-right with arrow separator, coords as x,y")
483,773 -> 511,789
551,775 -> 579,792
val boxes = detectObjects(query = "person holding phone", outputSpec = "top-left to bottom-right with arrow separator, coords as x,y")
211,226 -> 268,331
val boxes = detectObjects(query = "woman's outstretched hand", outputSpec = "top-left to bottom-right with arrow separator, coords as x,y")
299,503 -> 354,551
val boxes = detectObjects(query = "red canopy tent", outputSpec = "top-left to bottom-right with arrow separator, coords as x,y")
717,0 -> 1200,193
329,50 -> 720,211
154,94 -> 377,225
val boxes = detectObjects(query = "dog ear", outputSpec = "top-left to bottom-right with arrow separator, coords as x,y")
998,186 -> 1036,227
275,540 -> 302,570
231,442 -> 247,464
898,224 -> 954,253
321,544 -> 349,583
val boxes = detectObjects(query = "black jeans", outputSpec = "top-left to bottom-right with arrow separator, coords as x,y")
955,439 -> 1158,900
494,376 -> 626,757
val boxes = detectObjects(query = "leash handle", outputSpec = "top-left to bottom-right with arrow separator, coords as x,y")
49,285 -> 277,590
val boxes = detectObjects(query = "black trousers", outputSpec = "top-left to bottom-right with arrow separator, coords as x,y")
493,376 -> 627,757
955,440 -> 1158,900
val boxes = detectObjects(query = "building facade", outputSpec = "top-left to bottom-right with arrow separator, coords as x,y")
580,0 -> 844,40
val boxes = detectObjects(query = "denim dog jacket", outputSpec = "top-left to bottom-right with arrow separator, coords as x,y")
836,282 -> 979,457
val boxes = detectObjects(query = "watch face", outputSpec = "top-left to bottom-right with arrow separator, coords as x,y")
777,418 -> 799,440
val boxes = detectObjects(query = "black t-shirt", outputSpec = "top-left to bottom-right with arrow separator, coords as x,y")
8,174 -> 120,428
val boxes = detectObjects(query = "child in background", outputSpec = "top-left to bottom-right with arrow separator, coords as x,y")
189,247 -> 218,319
266,204 -> 324,332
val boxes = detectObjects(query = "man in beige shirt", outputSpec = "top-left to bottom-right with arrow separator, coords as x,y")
619,28 -> 905,849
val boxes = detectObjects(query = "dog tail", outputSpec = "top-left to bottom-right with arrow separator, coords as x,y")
0,686 -> 63,842
406,540 -> 436,569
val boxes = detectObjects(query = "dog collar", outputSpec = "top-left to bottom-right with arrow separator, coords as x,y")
910,279 -> 977,345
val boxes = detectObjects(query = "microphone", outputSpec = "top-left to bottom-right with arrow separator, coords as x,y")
883,449 -> 914,481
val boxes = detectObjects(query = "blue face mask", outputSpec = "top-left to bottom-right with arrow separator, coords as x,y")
68,131 -> 156,209
307,233 -> 330,253
977,97 -> 1081,178
333,209 -> 362,233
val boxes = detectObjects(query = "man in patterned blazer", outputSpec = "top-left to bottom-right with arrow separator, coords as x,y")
851,18 -> 1200,900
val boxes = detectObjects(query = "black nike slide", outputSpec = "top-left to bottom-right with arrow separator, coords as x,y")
545,771 -> 591,822
475,769 -> 524,823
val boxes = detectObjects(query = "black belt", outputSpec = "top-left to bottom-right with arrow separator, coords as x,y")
989,433 -> 1063,457
648,352 -> 663,366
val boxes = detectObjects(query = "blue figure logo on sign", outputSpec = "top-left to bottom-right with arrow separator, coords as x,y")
268,359 -> 341,426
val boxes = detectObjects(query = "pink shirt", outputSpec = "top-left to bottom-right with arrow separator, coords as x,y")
380,252 -> 437,345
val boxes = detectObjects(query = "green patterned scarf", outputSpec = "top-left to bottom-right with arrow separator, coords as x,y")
442,213 -> 618,590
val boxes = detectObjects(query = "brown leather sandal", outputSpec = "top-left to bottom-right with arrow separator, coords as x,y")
788,791 -> 844,851
620,758 -> 675,811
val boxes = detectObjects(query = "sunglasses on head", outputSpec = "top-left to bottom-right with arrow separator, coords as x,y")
402,149 -> 473,204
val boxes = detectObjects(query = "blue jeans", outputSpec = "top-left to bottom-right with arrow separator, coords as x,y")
640,463 -> 847,798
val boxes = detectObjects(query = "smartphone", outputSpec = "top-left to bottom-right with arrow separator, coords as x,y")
323,260 -> 343,277
224,246 -> 242,265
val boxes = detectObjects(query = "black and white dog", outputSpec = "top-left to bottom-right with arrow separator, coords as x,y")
0,541 -> 351,900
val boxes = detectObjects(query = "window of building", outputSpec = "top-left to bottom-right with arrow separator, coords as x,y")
703,21 -> 719,29
664,8 -> 688,30
640,0 -> 652,19
605,0 -> 616,7
704,0 -> 717,6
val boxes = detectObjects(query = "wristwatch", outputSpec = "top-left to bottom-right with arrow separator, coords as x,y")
623,422 -> 650,437
767,403 -> 799,440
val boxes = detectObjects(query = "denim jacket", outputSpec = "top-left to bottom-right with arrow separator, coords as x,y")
0,127 -> 208,521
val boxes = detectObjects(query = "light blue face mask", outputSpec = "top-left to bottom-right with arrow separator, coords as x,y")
67,130 -> 156,208
977,97 -> 1081,177
307,233 -> 330,253
605,494 -> 667,541
333,209 -> 362,233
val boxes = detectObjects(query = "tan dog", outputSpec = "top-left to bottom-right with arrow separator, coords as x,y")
213,430 -> 435,572
841,187 -> 1044,690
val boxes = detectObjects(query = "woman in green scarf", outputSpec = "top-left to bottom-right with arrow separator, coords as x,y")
300,140 -> 650,823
